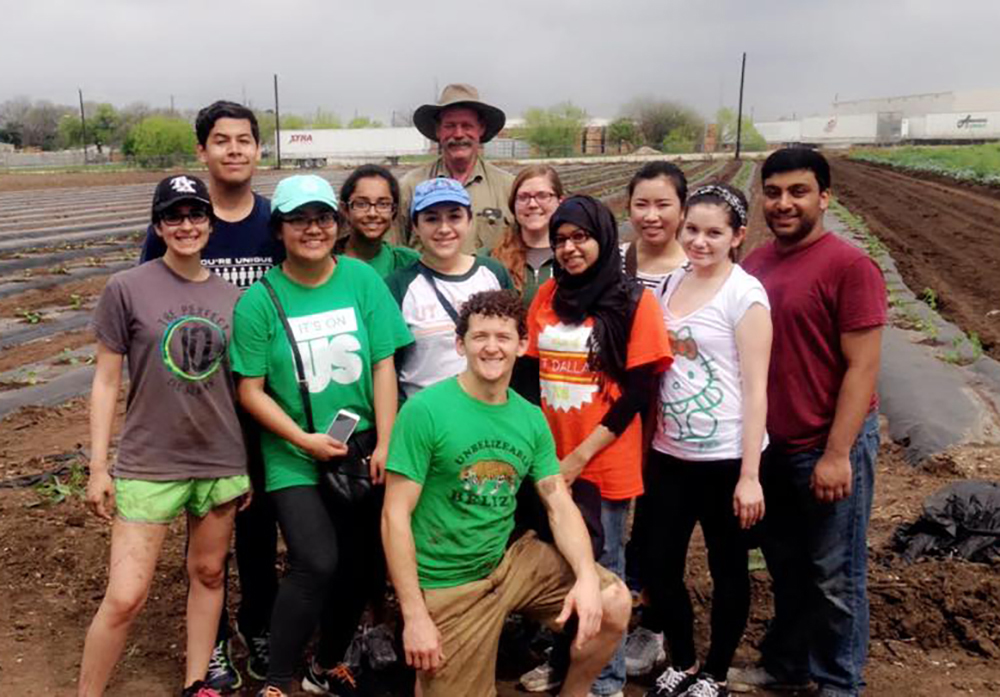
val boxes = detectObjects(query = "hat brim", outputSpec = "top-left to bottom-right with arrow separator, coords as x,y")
413,102 -> 506,144
153,195 -> 213,214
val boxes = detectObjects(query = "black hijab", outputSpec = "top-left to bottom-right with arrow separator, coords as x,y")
549,195 -> 639,387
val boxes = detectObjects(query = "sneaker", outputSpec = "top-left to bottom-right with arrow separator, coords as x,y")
204,640 -> 242,693
302,661 -> 359,696
256,687 -> 287,697
182,681 -> 222,697
363,623 -> 398,671
680,676 -> 727,697
519,661 -> 562,693
726,666 -> 810,693
625,626 -> 667,676
235,624 -> 270,681
646,666 -> 698,697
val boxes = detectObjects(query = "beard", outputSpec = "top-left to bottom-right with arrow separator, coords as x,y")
765,208 -> 820,246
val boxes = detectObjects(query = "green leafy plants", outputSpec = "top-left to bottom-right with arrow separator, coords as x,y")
850,143 -> 1000,186
16,308 -> 43,324
33,463 -> 87,505
920,287 -> 939,312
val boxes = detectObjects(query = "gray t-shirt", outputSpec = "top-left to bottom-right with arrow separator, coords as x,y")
92,259 -> 247,480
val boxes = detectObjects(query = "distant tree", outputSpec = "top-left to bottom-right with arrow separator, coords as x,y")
255,111 -> 277,146
347,115 -> 383,129
661,121 -> 703,154
281,114 -> 307,130
9,99 -> 72,150
310,109 -> 342,129
126,115 -> 196,167
715,107 -> 767,152
391,108 -> 414,128
622,97 -> 704,150
0,124 -> 20,146
520,102 -> 588,158
607,117 -> 639,152
57,103 -> 122,153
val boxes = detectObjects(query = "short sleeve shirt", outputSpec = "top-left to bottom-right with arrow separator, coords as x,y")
333,238 -> 420,279
140,193 -> 279,289
526,280 -> 673,500
386,257 -> 513,398
386,377 -> 560,589
91,260 -> 246,480
653,265 -> 770,460
742,233 -> 887,452
230,257 -> 413,491
397,158 -> 514,253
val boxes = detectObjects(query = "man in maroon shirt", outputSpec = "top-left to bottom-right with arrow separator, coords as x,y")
732,149 -> 886,697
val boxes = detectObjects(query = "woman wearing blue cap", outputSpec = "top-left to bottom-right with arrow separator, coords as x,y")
230,175 -> 412,697
385,178 -> 513,398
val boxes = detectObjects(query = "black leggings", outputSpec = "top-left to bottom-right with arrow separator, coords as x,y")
267,484 -> 384,689
642,451 -> 751,681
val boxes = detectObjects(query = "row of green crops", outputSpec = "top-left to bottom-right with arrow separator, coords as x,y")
850,143 -> 1000,185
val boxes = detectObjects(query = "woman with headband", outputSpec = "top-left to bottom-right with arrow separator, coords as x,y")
641,184 -> 773,697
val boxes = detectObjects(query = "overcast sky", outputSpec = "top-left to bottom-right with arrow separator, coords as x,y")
4,0 -> 999,122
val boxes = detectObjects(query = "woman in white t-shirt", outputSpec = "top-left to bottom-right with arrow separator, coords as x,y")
643,184 -> 772,697
620,161 -> 689,291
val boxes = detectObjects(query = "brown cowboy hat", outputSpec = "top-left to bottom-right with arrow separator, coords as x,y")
413,83 -> 506,143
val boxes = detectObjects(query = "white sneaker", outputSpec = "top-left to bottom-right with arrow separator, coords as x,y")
726,665 -> 811,693
520,662 -> 562,693
625,626 -> 666,676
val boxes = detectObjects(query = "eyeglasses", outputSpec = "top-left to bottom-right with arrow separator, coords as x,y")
348,199 -> 395,213
552,230 -> 592,249
161,210 -> 210,227
515,191 -> 557,206
284,212 -> 337,231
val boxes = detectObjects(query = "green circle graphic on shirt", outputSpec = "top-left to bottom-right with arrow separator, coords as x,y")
160,317 -> 228,382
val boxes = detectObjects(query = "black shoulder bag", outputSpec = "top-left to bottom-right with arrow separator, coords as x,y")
416,263 -> 460,323
259,277 -> 375,507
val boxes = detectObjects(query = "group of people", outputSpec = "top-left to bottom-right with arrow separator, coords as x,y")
77,83 -> 886,697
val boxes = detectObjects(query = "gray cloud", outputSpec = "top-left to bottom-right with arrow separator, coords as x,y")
3,0 -> 998,122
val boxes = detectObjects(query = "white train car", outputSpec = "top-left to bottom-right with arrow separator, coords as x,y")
755,120 -> 802,146
920,111 -> 1000,141
279,127 -> 431,167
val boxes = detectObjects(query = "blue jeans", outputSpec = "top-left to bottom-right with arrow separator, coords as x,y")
591,498 -> 629,695
760,412 -> 879,696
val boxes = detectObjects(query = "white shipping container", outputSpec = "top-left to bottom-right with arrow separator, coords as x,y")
800,114 -> 880,144
922,112 -> 1000,140
280,127 -> 431,160
755,121 -> 802,144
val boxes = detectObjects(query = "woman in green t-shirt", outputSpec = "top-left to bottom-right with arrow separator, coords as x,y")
333,164 -> 419,278
231,175 -> 412,697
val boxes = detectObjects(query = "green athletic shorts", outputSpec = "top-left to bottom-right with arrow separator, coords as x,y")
115,475 -> 250,523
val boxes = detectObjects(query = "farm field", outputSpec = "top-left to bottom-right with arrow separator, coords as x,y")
1,160 -> 999,696
850,143 -> 1000,186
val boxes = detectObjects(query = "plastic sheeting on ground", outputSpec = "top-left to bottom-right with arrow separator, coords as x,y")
893,480 -> 1000,563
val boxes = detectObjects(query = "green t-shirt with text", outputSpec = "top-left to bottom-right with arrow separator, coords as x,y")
386,377 -> 560,588
231,257 -> 412,492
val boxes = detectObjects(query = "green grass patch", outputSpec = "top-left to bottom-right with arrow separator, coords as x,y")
850,143 -> 1000,185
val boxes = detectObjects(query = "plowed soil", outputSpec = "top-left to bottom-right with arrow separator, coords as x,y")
830,158 -> 1000,360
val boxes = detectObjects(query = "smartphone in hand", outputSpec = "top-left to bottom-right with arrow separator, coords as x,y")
326,409 -> 361,444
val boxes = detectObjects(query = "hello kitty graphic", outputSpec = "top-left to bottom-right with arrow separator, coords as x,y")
661,327 -> 724,441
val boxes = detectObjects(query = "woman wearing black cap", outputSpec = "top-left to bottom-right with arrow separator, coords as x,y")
519,195 -> 673,697
79,175 -> 249,697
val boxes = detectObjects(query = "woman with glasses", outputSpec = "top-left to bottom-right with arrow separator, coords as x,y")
492,165 -> 565,306
230,175 -> 412,697
520,195 -> 673,697
79,175 -> 249,697
335,164 -> 420,279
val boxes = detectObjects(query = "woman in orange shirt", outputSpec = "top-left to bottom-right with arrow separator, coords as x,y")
520,195 -> 672,696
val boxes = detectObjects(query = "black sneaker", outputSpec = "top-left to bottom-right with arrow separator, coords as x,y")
236,623 -> 270,681
204,639 -> 242,693
646,666 -> 698,696
679,675 -> 728,697
301,661 -> 359,696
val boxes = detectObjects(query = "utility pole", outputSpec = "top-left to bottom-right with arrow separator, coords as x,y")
735,52 -> 747,160
170,95 -> 175,115
78,88 -> 88,165
274,74 -> 282,170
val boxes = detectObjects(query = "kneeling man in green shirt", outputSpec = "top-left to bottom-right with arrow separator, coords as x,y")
382,289 -> 631,697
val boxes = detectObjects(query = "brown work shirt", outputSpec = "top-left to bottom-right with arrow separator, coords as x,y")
397,155 -> 514,253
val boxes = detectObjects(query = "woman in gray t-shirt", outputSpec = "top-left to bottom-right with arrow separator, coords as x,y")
78,175 -> 249,697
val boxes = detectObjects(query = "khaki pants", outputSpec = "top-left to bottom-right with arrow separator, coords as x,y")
420,532 -> 621,697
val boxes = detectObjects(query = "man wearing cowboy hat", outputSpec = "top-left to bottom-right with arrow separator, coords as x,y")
398,83 -> 514,253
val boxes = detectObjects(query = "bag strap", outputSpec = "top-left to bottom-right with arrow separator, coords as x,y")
624,240 -> 638,278
416,263 -> 460,324
260,277 -> 316,434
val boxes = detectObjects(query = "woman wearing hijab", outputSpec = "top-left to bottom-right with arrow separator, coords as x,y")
520,195 -> 673,697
